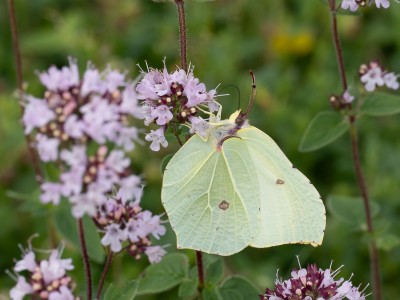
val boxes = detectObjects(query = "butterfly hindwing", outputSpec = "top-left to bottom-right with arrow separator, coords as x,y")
237,127 -> 325,248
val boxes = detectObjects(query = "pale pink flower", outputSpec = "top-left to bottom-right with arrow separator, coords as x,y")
145,128 -> 168,151
36,134 -> 60,162
64,115 -> 85,139
151,105 -> 174,125
145,246 -> 167,264
38,58 -> 79,91
40,182 -> 64,205
117,175 -> 143,203
14,251 -> 37,272
23,96 -> 56,134
101,223 -> 128,252
341,0 -> 358,11
136,211 -> 166,240
48,286 -> 75,300
383,72 -> 399,90
374,0 -> 390,8
10,276 -> 33,300
361,65 -> 385,92
185,77 -> 208,107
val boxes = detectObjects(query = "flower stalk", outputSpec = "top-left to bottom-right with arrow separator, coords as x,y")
7,0 -> 44,184
78,219 -> 92,300
328,1 -> 382,299
96,252 -> 113,299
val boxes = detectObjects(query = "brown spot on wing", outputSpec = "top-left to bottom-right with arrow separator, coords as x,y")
276,179 -> 285,185
219,200 -> 229,210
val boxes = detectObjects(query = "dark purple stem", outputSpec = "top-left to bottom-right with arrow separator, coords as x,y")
7,0 -> 44,184
350,124 -> 382,300
78,219 -> 92,300
96,252 -> 113,299
196,250 -> 205,289
328,1 -> 381,299
175,0 -> 188,71
328,0 -> 348,91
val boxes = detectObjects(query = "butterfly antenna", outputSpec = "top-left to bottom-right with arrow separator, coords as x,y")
245,70 -> 257,116
235,70 -> 256,126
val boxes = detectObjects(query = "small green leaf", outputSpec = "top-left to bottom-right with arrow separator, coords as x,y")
202,286 -> 222,300
137,253 -> 189,295
53,205 -> 105,263
327,195 -> 380,226
160,153 -> 174,174
376,234 -> 400,251
359,92 -> 400,117
103,280 -> 139,300
205,257 -> 224,285
299,111 -> 350,152
178,278 -> 198,298
218,276 -> 260,300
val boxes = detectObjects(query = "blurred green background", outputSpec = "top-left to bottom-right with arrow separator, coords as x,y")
1,0 -> 400,298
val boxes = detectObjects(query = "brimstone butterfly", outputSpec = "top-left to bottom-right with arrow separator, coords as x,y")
161,73 -> 325,255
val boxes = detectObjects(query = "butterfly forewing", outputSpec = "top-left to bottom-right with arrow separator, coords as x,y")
162,134 -> 260,255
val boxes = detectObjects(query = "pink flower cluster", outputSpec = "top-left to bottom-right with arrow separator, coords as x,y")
341,0 -> 390,11
260,263 -> 368,300
136,62 -> 220,151
94,188 -> 167,263
10,247 -> 76,300
22,58 -> 144,218
359,61 -> 399,92
41,145 -> 142,218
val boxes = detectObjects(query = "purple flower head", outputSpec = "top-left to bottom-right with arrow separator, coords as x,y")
136,61 -> 221,151
260,259 -> 368,300
23,58 -> 145,219
94,187 -> 167,264
9,244 -> 76,300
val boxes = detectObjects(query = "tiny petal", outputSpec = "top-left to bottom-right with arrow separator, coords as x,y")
22,96 -> 55,134
10,276 -> 33,300
36,134 -> 60,162
145,246 -> 167,264
14,251 -> 37,272
145,128 -> 168,152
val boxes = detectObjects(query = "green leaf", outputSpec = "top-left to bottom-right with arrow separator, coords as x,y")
202,286 -> 222,300
205,257 -> 224,285
376,234 -> 400,251
299,111 -> 350,152
178,278 -> 198,298
359,92 -> 400,117
327,195 -> 380,226
218,276 -> 260,300
103,280 -> 139,300
53,205 -> 105,263
160,153 -> 174,174
137,253 -> 189,295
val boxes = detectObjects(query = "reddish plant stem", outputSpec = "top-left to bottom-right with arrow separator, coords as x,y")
96,252 -> 114,299
328,1 -> 381,299
78,219 -> 92,300
7,0 -> 44,184
350,124 -> 382,300
328,0 -> 348,91
196,250 -> 205,289
175,0 -> 188,71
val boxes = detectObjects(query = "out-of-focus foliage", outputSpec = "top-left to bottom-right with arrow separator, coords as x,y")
1,0 -> 400,298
